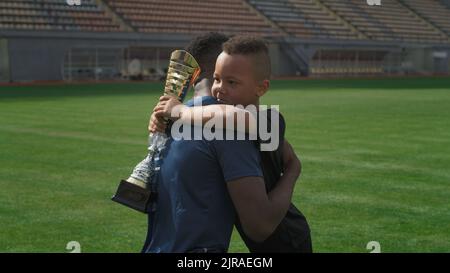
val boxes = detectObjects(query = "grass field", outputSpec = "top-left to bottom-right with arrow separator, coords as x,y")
1,77 -> 449,253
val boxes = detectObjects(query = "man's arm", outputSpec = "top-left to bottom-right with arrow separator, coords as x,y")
227,141 -> 301,242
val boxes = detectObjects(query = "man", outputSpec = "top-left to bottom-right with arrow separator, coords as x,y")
142,32 -> 236,252
143,34 -> 307,252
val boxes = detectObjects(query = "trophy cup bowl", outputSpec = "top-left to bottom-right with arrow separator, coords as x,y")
111,50 -> 200,213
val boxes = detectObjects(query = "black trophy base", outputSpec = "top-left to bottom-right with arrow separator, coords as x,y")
111,180 -> 156,213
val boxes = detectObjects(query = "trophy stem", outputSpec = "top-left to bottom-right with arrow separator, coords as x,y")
111,132 -> 168,213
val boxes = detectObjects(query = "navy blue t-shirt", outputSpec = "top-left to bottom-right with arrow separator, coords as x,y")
142,96 -> 263,253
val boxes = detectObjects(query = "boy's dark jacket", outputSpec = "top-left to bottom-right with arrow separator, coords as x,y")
234,109 -> 311,253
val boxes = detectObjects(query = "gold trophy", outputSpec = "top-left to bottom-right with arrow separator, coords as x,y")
112,50 -> 200,213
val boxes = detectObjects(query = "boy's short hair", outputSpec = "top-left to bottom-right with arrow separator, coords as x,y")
222,36 -> 271,80
184,32 -> 229,79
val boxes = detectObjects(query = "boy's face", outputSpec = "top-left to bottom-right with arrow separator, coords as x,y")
212,52 -> 266,106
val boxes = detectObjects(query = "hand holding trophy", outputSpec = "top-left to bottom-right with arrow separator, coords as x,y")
112,50 -> 200,213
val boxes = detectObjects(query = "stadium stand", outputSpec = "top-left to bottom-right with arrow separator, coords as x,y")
442,0 -> 450,9
399,0 -> 450,38
0,0 -> 121,32
102,0 -> 281,36
319,0 -> 448,43
247,0 -> 362,40
1,0 -> 449,81
0,0 -> 449,43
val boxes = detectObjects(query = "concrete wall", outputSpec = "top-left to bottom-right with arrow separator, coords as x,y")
2,30 -> 191,82
402,47 -> 449,74
8,38 -> 69,82
269,43 -> 298,77
256,42 -> 304,77
3,31 -> 300,81
0,39 -> 10,82
1,30 -> 449,81
402,48 -> 427,73
432,49 -> 450,74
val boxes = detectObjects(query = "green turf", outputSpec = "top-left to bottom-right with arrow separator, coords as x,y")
1,78 -> 449,253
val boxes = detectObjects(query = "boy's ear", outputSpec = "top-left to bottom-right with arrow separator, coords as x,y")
256,79 -> 270,97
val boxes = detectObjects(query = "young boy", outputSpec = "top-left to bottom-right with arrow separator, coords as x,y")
150,36 -> 312,252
